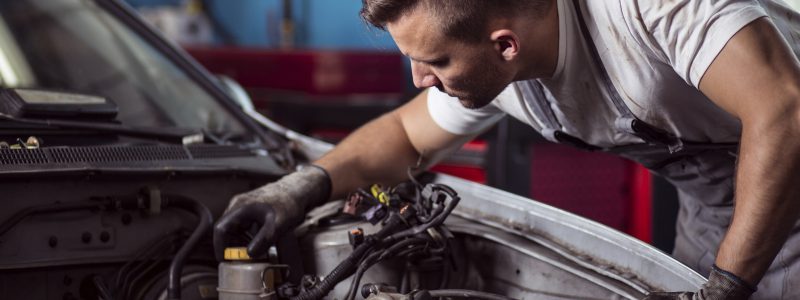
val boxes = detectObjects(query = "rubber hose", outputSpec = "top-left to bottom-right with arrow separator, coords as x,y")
165,196 -> 213,300
291,212 -> 411,300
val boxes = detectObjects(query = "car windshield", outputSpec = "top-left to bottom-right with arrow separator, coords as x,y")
0,0 -> 249,142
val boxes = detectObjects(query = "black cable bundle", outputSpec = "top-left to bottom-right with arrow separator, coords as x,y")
285,182 -> 461,300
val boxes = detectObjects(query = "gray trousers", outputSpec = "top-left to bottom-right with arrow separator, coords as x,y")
636,149 -> 799,299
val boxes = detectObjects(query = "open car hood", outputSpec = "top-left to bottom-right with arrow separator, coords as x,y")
252,106 -> 704,299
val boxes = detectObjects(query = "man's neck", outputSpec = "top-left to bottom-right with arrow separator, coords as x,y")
514,0 -> 560,80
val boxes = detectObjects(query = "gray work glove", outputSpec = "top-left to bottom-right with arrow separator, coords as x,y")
642,265 -> 755,300
213,165 -> 331,260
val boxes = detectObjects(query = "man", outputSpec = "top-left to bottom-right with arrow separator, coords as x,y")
214,0 -> 800,299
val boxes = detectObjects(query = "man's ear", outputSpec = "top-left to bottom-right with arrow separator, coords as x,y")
490,29 -> 520,61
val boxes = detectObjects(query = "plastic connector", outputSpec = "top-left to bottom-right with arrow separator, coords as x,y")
348,228 -> 365,248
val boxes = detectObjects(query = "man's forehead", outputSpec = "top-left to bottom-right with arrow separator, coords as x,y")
386,8 -> 448,61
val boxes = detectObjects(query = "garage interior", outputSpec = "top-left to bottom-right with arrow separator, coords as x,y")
2,0 -> 799,299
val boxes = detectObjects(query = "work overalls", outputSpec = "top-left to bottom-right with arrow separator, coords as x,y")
514,1 -> 799,298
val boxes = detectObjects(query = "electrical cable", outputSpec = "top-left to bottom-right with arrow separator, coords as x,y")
93,275 -> 115,300
290,210 -> 412,300
386,190 -> 459,242
345,251 -> 383,300
344,238 -> 431,300
125,245 -> 176,300
290,182 -> 461,300
114,230 -> 181,291
439,257 -> 450,289
351,244 -> 431,300
116,232 -> 184,299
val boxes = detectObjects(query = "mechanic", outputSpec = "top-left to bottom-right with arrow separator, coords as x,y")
214,0 -> 800,299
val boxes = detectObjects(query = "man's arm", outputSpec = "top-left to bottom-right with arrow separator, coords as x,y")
315,89 -> 476,199
214,89 -> 473,257
699,17 -> 800,285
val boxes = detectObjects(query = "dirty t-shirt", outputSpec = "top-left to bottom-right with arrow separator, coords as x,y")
427,0 -> 800,148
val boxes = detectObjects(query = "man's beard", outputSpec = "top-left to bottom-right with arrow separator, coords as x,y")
440,61 -> 507,110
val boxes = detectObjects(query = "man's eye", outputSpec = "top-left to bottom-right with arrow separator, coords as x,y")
429,59 -> 449,67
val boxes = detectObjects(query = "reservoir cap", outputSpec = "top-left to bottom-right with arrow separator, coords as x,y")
224,247 -> 251,261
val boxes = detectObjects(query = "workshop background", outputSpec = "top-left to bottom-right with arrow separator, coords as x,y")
123,0 -> 800,254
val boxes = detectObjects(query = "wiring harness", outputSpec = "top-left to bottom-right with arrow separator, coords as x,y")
278,179 -> 516,300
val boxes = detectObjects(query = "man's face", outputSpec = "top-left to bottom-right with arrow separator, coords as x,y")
387,8 -> 515,109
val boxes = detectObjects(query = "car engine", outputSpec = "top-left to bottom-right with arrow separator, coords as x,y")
0,143 -> 510,300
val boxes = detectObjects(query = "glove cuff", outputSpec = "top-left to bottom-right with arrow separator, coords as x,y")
705,264 -> 756,299
298,164 -> 332,207
281,164 -> 332,211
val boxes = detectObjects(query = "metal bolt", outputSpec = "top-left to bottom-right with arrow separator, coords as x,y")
100,231 -> 110,243
49,236 -> 58,248
81,232 -> 92,244
25,136 -> 41,148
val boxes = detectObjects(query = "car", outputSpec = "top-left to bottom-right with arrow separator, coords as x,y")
0,0 -> 704,299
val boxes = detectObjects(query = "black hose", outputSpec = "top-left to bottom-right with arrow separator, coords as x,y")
291,211 -> 412,300
345,238 -> 430,300
386,193 -> 459,242
164,196 -> 214,300
345,249 -> 384,300
292,241 -> 376,300
427,289 -> 518,300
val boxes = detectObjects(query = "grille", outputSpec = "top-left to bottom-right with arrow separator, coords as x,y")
0,145 -> 253,165
0,149 -> 48,165
188,144 -> 253,159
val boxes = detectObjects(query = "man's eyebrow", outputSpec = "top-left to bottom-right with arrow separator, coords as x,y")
405,53 -> 444,64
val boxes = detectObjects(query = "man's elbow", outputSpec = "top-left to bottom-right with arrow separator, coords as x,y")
742,82 -> 800,137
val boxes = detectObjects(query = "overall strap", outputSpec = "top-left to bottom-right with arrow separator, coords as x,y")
518,80 -> 600,151
518,80 -> 562,141
572,0 -> 685,154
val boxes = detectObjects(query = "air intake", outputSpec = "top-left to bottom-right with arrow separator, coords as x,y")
0,145 -> 254,165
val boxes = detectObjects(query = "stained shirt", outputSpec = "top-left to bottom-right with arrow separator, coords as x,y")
427,0 -> 800,148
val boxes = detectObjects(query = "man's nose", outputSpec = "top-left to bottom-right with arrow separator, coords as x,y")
411,63 -> 441,89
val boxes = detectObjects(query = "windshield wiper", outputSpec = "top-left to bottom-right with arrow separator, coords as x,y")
0,114 -> 204,145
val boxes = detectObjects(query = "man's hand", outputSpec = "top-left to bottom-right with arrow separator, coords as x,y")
213,165 -> 331,260
642,265 -> 755,300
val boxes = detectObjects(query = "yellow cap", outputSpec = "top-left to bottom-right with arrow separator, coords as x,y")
224,247 -> 251,260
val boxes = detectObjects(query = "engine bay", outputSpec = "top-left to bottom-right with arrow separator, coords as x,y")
0,143 -> 696,300
0,146 -> 522,300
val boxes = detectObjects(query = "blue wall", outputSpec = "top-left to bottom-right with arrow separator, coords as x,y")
125,0 -> 398,50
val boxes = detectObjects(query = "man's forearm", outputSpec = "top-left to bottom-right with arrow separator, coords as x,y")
715,106 -> 800,285
695,18 -> 800,287
314,111 -> 422,199
313,90 -> 472,200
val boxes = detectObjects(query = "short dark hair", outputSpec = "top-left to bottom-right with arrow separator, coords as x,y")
360,0 -> 551,43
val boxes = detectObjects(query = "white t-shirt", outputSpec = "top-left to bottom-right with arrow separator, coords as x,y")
428,0 -> 800,149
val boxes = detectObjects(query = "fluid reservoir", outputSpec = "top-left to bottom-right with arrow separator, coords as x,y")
218,247 -> 280,300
